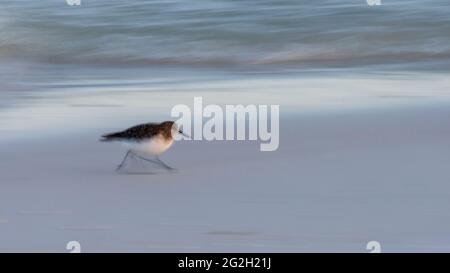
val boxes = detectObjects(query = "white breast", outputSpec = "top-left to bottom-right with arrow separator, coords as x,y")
123,134 -> 174,156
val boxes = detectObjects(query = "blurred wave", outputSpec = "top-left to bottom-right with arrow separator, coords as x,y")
1,0 -> 450,70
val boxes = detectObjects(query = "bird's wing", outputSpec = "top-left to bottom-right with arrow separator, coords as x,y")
101,123 -> 160,141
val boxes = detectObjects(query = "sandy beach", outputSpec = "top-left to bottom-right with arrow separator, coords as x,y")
3,0 -> 450,255
1,72 -> 450,252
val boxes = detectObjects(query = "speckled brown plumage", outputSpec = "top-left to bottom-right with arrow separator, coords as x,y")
101,121 -> 175,142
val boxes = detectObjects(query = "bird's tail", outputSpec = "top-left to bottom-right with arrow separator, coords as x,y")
99,132 -> 121,142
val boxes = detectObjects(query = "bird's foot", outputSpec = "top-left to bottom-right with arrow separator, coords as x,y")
165,166 -> 177,172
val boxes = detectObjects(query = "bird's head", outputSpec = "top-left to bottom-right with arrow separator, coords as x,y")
161,121 -> 190,139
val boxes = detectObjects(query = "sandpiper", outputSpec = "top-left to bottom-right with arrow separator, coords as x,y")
100,121 -> 188,171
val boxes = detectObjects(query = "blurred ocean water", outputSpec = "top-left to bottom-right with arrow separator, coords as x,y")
1,0 -> 450,137
1,0 -> 450,71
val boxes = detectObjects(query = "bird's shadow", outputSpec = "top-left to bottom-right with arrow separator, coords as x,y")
117,171 -> 160,175
114,154 -> 178,175
115,164 -> 178,175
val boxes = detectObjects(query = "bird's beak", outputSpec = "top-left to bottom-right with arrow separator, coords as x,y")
179,130 -> 191,139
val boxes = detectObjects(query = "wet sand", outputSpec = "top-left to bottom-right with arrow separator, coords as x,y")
1,101 -> 450,252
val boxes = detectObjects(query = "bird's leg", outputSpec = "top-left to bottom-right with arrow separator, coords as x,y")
156,156 -> 176,171
135,155 -> 159,164
136,155 -> 176,171
116,150 -> 132,171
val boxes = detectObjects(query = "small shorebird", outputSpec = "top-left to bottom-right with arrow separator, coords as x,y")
100,121 -> 188,172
